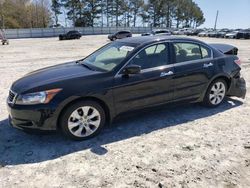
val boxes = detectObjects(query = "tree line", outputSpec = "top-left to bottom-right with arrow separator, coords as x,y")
0,0 -> 51,29
52,0 -> 205,28
0,0 -> 205,29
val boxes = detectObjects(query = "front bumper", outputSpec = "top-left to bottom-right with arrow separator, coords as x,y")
7,102 -> 58,131
227,77 -> 246,99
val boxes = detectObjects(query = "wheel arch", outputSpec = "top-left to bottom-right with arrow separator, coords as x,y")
56,96 -> 111,130
199,74 -> 231,102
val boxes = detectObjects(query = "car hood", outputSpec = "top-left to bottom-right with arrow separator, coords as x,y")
11,62 -> 100,93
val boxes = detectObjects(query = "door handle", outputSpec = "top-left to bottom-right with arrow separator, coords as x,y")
203,62 -> 213,68
160,71 -> 174,77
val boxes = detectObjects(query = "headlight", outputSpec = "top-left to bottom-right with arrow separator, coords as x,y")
16,88 -> 62,105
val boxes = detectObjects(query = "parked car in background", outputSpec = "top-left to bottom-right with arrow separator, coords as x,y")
186,29 -> 204,36
198,30 -> 209,37
237,30 -> 250,39
108,31 -> 132,41
225,30 -> 250,39
7,35 -> 246,140
225,31 -> 238,39
59,30 -> 82,40
198,29 -> 215,37
207,30 -> 218,38
173,28 -> 192,35
141,29 -> 171,36
214,29 -> 231,38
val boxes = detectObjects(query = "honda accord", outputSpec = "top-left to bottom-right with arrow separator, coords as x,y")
7,36 -> 246,140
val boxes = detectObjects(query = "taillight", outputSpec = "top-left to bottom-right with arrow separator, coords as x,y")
234,59 -> 241,66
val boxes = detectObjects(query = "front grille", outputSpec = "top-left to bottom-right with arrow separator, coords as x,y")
8,90 -> 17,104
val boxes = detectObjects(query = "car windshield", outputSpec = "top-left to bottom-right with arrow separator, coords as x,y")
81,42 -> 137,72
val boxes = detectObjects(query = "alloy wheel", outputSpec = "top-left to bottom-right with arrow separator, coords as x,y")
209,81 -> 226,105
67,106 -> 101,138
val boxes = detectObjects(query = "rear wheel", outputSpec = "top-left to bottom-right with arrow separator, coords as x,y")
60,100 -> 106,140
203,79 -> 227,107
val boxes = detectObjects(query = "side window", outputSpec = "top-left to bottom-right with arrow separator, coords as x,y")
201,46 -> 212,58
174,43 -> 202,63
130,43 -> 169,69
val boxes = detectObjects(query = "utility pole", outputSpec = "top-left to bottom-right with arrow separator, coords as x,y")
214,10 -> 219,30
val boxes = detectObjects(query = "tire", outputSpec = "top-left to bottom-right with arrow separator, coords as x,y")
60,100 -> 106,141
203,79 -> 227,107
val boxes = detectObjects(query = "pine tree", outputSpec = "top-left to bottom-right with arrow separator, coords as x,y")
51,0 -> 62,26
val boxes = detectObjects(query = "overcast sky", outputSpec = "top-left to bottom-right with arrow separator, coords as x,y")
194,0 -> 250,29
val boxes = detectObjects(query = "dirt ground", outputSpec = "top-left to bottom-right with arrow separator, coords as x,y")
0,35 -> 250,188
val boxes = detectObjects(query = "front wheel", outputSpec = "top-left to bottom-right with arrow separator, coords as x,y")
60,100 -> 106,140
203,79 -> 227,107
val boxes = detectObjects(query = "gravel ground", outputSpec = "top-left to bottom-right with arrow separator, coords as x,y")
0,35 -> 250,188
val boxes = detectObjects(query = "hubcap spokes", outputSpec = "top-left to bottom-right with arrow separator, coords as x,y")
209,82 -> 226,105
68,106 -> 101,137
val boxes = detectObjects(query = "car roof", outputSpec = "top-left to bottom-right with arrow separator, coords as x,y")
118,35 -> 206,46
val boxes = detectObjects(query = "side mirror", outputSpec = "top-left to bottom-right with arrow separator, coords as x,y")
122,65 -> 141,75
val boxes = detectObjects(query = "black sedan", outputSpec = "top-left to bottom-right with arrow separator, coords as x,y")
59,30 -> 82,40
108,31 -> 132,41
7,36 -> 246,140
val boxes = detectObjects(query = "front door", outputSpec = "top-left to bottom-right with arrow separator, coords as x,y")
113,42 -> 175,114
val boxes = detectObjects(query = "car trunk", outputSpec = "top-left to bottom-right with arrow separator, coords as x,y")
209,43 -> 238,55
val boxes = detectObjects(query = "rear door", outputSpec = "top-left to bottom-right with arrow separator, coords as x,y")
113,42 -> 175,114
171,41 -> 215,101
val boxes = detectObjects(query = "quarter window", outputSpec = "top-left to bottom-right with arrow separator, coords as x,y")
130,43 -> 169,69
201,46 -> 212,58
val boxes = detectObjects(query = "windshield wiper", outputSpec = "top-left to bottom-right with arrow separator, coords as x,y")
76,60 -> 93,70
76,60 -> 92,68
80,63 -> 95,71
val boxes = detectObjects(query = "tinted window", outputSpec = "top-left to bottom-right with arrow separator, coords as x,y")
130,43 -> 169,69
174,43 -> 202,63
